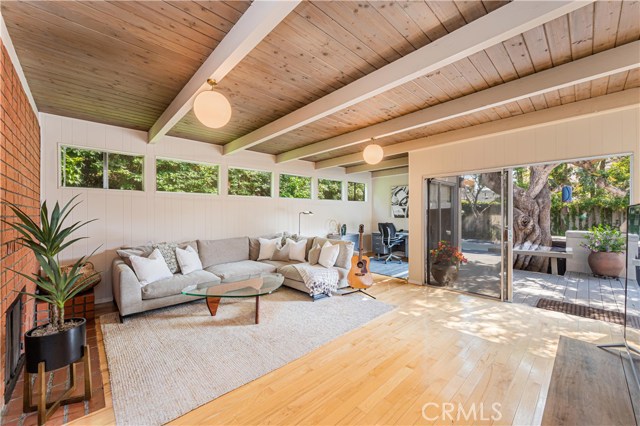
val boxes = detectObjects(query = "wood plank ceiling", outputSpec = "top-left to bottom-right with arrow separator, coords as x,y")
3,1 -> 640,168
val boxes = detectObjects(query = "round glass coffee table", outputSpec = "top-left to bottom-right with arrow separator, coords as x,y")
181,273 -> 284,324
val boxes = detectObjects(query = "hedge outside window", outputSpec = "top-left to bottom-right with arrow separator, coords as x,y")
279,174 -> 312,199
317,179 -> 343,200
156,158 -> 219,194
60,146 -> 143,191
348,182 -> 366,201
228,167 -> 272,197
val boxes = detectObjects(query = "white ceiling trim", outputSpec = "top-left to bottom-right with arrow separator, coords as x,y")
314,88 -> 640,169
222,0 -> 593,155
278,41 -> 640,163
147,0 -> 301,144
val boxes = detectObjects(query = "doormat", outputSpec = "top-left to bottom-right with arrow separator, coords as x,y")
536,298 -> 640,329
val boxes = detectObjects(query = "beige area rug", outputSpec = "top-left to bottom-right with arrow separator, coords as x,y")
101,288 -> 394,425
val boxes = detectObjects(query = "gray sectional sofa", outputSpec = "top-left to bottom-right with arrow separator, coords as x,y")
112,235 -> 354,318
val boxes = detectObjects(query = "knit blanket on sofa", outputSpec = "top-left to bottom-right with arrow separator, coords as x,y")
292,264 -> 339,297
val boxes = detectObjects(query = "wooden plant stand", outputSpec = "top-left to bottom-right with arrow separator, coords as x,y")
23,346 -> 92,426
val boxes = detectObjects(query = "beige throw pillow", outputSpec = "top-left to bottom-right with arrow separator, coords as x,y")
318,241 -> 340,268
308,243 -> 321,265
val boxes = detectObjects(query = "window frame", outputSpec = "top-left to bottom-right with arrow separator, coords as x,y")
227,166 -> 273,198
155,156 -> 220,196
59,144 -> 145,192
347,181 -> 367,202
278,172 -> 313,199
317,178 -> 344,201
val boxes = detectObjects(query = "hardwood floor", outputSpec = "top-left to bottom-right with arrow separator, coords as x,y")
70,275 -> 623,425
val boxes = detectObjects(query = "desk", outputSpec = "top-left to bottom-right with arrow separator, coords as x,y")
372,232 -> 409,258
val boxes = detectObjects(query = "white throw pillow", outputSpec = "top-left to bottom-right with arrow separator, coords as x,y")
175,245 -> 203,275
287,238 -> 307,262
318,241 -> 340,268
258,237 -> 280,261
130,248 -> 173,286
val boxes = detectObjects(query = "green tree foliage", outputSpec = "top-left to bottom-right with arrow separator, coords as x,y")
61,147 -> 143,191
279,174 -> 311,199
318,179 -> 342,200
109,153 -> 144,191
156,159 -> 219,194
228,168 -> 272,197
61,147 -> 103,188
347,182 -> 366,201
515,156 -> 630,235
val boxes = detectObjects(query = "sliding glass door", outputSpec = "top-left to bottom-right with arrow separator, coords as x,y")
426,171 -> 511,300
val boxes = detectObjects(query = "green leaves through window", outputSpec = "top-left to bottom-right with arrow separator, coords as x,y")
348,181 -> 366,201
60,146 -> 143,191
318,179 -> 342,200
279,174 -> 311,199
228,167 -> 272,197
156,159 -> 219,194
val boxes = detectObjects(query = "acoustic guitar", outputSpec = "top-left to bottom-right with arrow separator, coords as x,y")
347,224 -> 374,289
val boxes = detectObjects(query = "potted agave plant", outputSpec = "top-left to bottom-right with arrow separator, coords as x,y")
430,240 -> 467,286
4,196 -> 98,375
582,224 -> 626,278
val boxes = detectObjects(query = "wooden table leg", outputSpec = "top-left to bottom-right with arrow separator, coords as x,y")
206,297 -> 221,316
255,296 -> 260,324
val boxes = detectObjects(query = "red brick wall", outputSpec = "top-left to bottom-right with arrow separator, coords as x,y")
0,40 -> 41,402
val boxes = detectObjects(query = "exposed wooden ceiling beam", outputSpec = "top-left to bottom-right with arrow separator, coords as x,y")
281,41 -> 640,163
147,0 -> 300,144
371,167 -> 410,178
346,158 -> 409,174
315,88 -> 640,169
222,0 -> 592,155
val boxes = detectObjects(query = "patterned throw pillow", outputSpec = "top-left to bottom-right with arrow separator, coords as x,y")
152,242 -> 179,274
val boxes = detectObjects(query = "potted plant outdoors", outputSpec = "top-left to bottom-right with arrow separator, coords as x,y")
3,195 -> 98,374
582,224 -> 626,278
430,240 -> 468,286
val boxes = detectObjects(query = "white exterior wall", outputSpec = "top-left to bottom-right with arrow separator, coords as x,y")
40,114 -> 372,303
408,106 -> 640,284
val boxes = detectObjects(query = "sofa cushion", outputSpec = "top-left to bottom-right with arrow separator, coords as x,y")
260,260 -> 302,269
198,237 -> 249,268
205,260 -> 276,280
312,238 -> 354,269
278,263 -> 349,283
141,270 -> 220,300
249,238 -> 260,261
117,244 -> 154,267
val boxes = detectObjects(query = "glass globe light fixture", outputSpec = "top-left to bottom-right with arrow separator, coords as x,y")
193,79 -> 232,128
363,142 -> 384,165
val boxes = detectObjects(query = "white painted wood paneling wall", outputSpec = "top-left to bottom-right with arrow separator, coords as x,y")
40,114 -> 372,303
407,107 -> 640,284
371,173 -> 409,233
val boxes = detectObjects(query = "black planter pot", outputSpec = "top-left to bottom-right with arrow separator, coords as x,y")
24,318 -> 86,373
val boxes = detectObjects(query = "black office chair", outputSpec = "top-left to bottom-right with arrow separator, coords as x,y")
377,223 -> 404,264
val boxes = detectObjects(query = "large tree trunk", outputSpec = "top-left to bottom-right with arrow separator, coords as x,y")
482,165 -> 555,273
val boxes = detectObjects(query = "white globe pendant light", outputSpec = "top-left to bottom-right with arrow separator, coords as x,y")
363,141 -> 383,165
193,79 -> 232,128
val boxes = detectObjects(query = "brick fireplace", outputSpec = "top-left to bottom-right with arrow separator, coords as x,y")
0,40 -> 41,404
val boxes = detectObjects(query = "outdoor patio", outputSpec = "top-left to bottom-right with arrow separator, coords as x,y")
512,270 -> 640,317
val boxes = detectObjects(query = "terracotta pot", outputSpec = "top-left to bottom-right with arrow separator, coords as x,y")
25,318 -> 86,373
587,251 -> 625,278
431,264 -> 459,286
